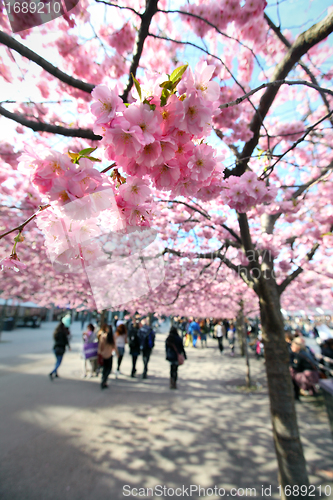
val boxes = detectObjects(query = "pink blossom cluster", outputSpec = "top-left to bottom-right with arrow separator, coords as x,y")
91,62 -> 225,201
18,147 -> 111,206
213,85 -> 253,144
108,23 -> 136,54
220,172 -> 277,212
181,0 -> 267,43
18,147 -> 153,229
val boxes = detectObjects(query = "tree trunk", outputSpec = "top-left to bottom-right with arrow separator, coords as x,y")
236,305 -> 251,386
244,326 -> 251,389
259,282 -> 309,499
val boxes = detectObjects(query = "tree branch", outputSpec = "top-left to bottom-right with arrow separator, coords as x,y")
230,11 -> 333,178
0,31 -> 94,94
158,199 -> 242,243
261,110 -> 333,176
121,0 -> 158,102
94,0 -> 141,17
0,204 -> 50,240
277,243 -> 320,295
157,199 -> 210,219
219,79 -> 333,110
289,160 -> 333,200
157,8 -> 267,77
265,13 -> 333,127
0,104 -> 102,140
162,246 -> 255,288
0,164 -> 116,241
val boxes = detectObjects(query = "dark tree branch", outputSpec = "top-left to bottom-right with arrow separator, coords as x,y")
220,224 -> 242,244
163,246 -> 254,288
230,11 -> 333,178
219,79 -> 333,110
161,261 -> 213,306
157,8 -> 267,77
95,0 -> 141,16
261,110 -> 333,176
0,31 -> 95,94
157,199 -> 210,219
158,199 -> 242,243
0,104 -> 102,140
237,212 -> 256,256
265,13 -> 333,127
277,243 -> 320,295
0,204 -> 50,240
121,0 -> 159,102
289,160 -> 333,200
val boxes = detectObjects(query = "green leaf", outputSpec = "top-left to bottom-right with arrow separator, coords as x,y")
78,147 -> 97,156
131,73 -> 142,101
67,151 -> 80,164
84,156 -> 101,162
159,80 -> 173,90
160,88 -> 170,107
170,64 -> 188,83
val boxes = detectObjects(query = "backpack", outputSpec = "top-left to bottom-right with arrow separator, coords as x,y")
128,326 -> 140,351
139,325 -> 155,350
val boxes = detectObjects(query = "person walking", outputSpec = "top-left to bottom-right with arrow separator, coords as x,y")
82,323 -> 98,377
138,319 -> 155,379
188,318 -> 201,348
98,324 -> 117,389
115,323 -> 127,377
49,315 -> 71,380
81,312 -> 86,330
215,320 -> 225,354
228,322 -> 236,356
166,326 -> 187,389
128,319 -> 141,378
199,319 -> 209,348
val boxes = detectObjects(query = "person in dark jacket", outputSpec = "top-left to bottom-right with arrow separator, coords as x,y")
165,326 -> 187,389
49,315 -> 71,380
128,319 -> 141,378
138,319 -> 155,379
290,337 -> 319,397
321,338 -> 333,359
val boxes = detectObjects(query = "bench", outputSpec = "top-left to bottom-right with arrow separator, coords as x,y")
319,378 -> 333,439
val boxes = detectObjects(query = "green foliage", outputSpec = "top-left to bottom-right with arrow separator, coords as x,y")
131,72 -> 142,101
159,64 -> 188,107
68,147 -> 101,164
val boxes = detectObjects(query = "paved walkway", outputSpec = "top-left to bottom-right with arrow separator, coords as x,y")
0,322 -> 332,500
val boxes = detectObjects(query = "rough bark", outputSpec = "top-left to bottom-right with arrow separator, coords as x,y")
236,304 -> 251,387
237,212 -> 309,497
258,279 -> 309,498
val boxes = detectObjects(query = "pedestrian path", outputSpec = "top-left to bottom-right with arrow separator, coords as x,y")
0,322 -> 332,499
